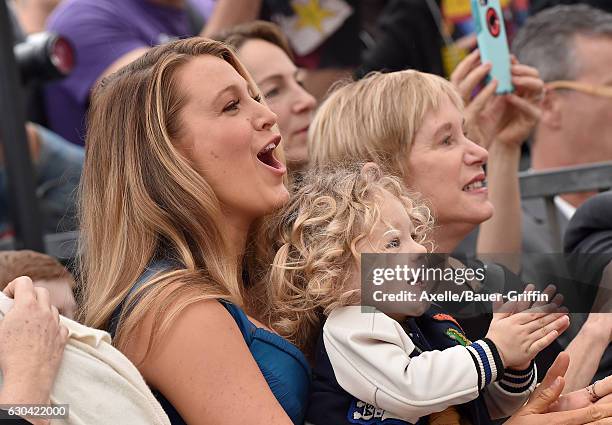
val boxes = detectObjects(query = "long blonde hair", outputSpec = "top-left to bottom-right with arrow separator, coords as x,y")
78,38 -> 269,355
255,163 -> 433,357
308,70 -> 463,176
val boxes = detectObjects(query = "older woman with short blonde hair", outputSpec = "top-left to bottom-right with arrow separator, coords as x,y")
310,70 -> 464,178
309,63 -> 541,266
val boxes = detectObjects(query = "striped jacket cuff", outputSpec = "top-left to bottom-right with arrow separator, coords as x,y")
499,361 -> 537,393
466,339 -> 504,390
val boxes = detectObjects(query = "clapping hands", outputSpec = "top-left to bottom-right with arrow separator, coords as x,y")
486,284 -> 569,369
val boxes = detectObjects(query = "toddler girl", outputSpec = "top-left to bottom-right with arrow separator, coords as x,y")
262,163 -> 569,425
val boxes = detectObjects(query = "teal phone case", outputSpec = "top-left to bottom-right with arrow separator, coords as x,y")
471,0 -> 514,94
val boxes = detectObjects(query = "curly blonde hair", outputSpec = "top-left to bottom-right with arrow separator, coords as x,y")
255,162 -> 433,357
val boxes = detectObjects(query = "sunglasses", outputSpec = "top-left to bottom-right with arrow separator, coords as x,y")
546,80 -> 612,98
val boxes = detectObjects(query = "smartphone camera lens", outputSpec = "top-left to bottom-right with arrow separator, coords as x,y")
486,7 -> 501,37
479,0 -> 488,6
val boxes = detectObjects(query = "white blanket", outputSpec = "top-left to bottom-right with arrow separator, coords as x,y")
0,293 -> 170,425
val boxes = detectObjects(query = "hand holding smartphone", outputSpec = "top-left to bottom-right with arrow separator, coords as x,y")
471,0 -> 514,94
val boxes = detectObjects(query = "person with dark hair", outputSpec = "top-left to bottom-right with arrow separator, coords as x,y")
355,0 -> 444,79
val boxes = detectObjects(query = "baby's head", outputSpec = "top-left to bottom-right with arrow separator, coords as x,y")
0,250 -> 76,319
265,162 -> 433,354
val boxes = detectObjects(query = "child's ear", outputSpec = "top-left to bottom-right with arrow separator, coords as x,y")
360,162 -> 381,177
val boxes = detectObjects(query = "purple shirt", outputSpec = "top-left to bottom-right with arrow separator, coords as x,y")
44,0 -> 193,145
189,0 -> 216,21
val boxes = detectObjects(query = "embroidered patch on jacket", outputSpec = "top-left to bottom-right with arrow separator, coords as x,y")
347,400 -> 411,424
432,313 -> 463,331
445,328 -> 471,347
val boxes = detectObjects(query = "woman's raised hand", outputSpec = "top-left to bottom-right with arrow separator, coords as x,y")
450,49 -> 543,150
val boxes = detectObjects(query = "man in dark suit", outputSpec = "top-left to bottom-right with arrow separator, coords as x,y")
512,5 -> 612,285
520,198 -> 571,282
509,5 -> 612,374
563,191 -> 612,391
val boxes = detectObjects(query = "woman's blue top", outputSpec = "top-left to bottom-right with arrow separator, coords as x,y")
108,261 -> 311,424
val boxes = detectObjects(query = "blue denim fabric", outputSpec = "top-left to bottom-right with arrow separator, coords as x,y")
0,124 -> 84,236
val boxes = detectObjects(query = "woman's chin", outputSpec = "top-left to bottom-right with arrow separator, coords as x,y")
477,202 -> 495,223
248,186 -> 290,219
464,200 -> 495,225
270,186 -> 290,211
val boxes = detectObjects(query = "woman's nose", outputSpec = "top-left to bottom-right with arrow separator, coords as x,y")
464,137 -> 488,165
254,102 -> 278,131
292,84 -> 317,114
